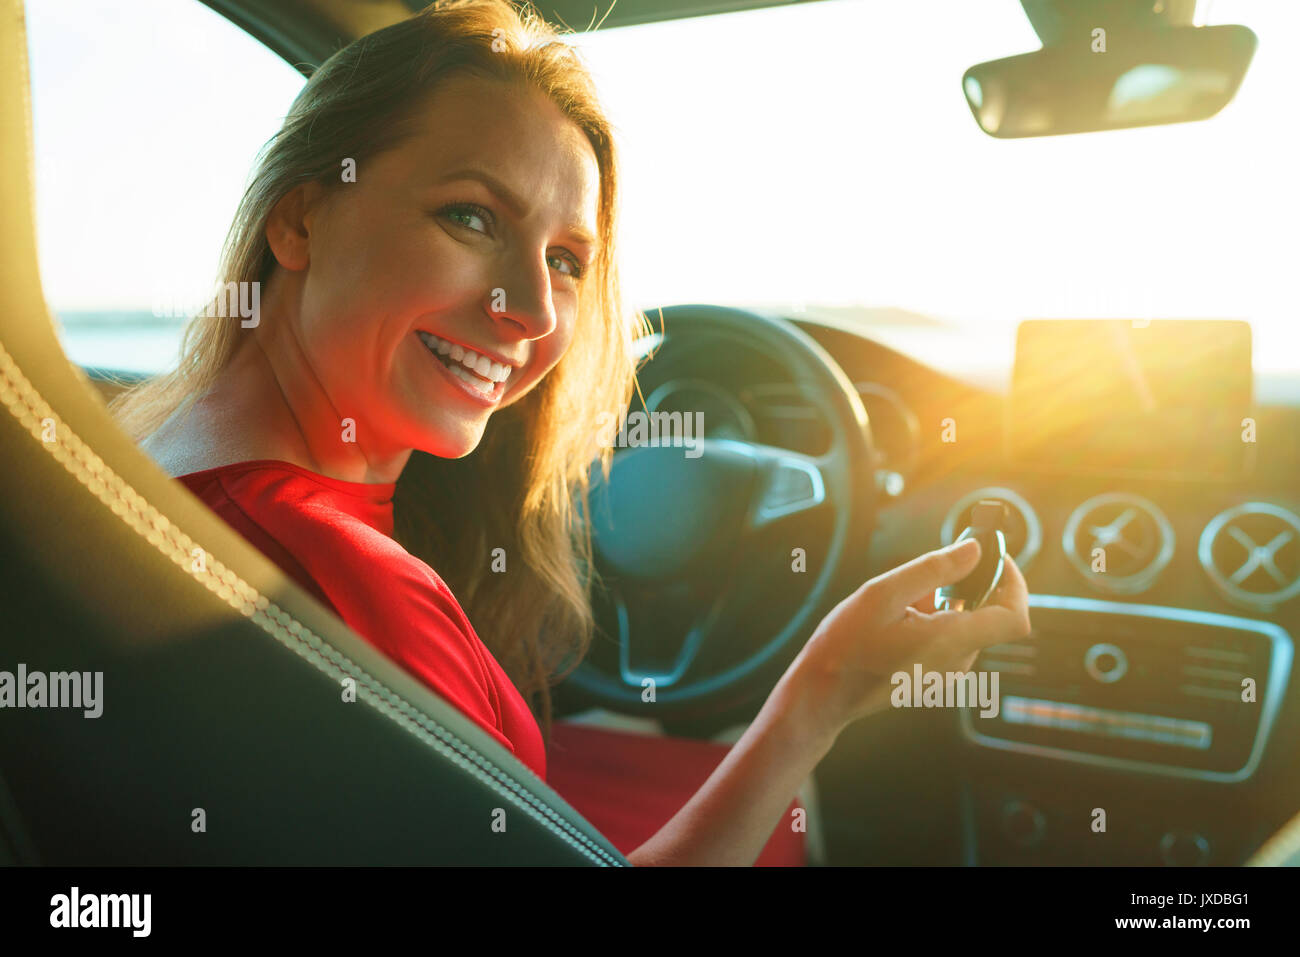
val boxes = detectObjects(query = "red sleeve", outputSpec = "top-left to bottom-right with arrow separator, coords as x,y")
306,522 -> 515,752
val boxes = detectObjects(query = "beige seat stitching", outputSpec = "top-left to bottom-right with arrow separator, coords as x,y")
0,341 -> 624,866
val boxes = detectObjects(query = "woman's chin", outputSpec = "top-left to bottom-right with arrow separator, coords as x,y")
414,421 -> 486,460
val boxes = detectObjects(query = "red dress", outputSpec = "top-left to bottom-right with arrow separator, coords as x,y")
177,459 -> 547,779
179,459 -> 806,864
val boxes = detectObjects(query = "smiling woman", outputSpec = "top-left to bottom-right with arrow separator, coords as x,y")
112,0 -> 640,749
107,0 -> 1031,867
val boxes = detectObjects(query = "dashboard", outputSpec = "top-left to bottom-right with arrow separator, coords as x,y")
628,311 -> 1300,865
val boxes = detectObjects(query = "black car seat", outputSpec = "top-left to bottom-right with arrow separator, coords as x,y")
0,0 -> 625,866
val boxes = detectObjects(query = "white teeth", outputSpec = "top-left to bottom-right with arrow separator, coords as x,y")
418,331 -> 513,389
447,361 -> 495,395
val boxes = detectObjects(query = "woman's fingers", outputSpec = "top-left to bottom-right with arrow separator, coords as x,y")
812,544 -> 1031,684
902,556 -> 1032,654
872,538 -> 982,622
986,553 -> 1030,619
967,555 -> 1031,647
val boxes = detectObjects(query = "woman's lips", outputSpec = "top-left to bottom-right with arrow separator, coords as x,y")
417,332 -> 507,405
417,330 -> 515,384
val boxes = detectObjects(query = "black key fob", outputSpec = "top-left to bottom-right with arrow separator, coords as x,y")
934,499 -> 1008,612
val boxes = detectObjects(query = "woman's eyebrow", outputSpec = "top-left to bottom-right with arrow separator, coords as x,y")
439,168 -> 529,218
566,223 -> 598,252
438,167 -> 598,250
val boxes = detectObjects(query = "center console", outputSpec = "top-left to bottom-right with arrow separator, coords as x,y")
960,595 -> 1293,864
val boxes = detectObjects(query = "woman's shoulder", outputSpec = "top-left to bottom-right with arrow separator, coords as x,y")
179,459 -> 489,675
181,458 -> 533,759
165,453 -> 544,775
179,458 -> 405,567
142,367 -> 323,480
184,458 -> 494,670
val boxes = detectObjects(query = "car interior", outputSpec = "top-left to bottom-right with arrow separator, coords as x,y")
3,0 -> 1300,867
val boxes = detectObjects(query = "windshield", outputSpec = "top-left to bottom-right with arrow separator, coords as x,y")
32,0 -> 1300,379
568,0 -> 1300,375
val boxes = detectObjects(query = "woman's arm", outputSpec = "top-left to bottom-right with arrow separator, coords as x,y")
627,538 -> 1032,866
625,667 -> 839,866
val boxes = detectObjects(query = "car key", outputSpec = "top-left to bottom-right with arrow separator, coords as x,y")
934,499 -> 1008,612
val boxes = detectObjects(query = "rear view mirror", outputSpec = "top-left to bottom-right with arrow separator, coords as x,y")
963,24 -> 1257,138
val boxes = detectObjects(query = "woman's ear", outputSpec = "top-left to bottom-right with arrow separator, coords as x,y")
266,181 -> 326,272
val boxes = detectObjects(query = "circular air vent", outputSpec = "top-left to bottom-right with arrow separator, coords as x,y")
1199,503 -> 1300,611
1062,492 -> 1174,594
941,487 -> 1041,569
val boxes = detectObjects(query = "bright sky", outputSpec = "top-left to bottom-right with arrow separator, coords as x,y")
26,0 -> 1300,370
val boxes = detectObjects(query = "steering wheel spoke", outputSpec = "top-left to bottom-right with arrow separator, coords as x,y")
612,587 -> 727,690
747,443 -> 831,530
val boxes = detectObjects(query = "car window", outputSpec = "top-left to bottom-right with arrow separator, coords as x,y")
26,0 -> 306,373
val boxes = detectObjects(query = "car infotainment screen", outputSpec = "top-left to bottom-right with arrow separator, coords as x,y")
1007,319 -> 1253,479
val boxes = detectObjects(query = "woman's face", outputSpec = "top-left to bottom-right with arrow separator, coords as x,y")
272,73 -> 601,462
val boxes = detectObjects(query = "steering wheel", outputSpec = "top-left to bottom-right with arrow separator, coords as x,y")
567,304 -> 878,718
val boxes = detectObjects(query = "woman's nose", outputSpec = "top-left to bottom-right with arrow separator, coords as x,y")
488,252 -> 558,340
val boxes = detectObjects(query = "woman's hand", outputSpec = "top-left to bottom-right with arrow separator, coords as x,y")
779,538 -> 1032,741
628,538 -> 1031,865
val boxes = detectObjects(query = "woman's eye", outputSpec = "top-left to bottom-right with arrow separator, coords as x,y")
548,251 -> 584,279
439,203 -> 492,234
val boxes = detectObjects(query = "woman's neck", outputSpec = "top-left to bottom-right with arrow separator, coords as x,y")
143,277 -> 412,484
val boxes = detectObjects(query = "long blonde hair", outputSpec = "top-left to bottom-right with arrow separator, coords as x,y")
112,0 -> 645,733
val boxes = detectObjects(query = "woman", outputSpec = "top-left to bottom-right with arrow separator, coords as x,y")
114,0 -> 1030,865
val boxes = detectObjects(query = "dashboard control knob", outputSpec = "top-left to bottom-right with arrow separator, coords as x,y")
1084,642 -> 1129,683
999,799 -> 1046,848
1159,830 -> 1210,866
